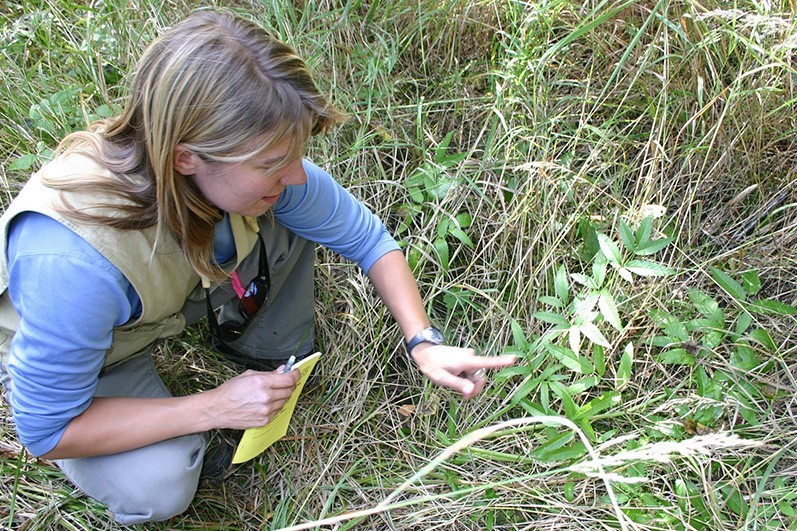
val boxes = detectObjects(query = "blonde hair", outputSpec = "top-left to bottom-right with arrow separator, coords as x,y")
46,9 -> 346,281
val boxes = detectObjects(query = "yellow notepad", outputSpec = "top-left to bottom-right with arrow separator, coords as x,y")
232,352 -> 322,464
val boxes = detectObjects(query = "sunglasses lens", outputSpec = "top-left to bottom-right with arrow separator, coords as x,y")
220,320 -> 246,342
207,234 -> 271,350
239,278 -> 268,317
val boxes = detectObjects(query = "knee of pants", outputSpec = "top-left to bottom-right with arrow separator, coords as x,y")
59,434 -> 205,525
111,457 -> 200,524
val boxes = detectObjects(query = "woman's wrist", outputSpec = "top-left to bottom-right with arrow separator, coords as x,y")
405,326 -> 445,360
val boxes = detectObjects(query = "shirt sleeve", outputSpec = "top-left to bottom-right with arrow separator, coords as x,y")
5,212 -> 136,456
272,160 -> 400,274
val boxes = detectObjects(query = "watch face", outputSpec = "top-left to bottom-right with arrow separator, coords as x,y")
422,328 -> 444,344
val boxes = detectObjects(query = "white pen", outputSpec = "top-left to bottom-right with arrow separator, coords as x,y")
280,355 -> 297,373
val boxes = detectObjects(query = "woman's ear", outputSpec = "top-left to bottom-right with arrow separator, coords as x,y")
173,144 -> 201,175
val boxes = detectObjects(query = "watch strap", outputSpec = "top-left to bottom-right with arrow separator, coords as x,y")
405,326 -> 445,358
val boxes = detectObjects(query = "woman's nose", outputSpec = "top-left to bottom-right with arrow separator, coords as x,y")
280,160 -> 307,186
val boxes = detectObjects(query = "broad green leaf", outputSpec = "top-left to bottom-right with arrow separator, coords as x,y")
741,270 -> 761,296
406,246 -> 422,271
598,291 -> 623,331
617,267 -> 634,283
710,267 -> 747,302
723,486 -> 748,517
94,103 -> 116,118
733,394 -> 759,427
545,343 -> 592,374
532,312 -> 570,325
519,400 -> 548,416
436,218 -> 450,239
573,294 -> 600,324
510,319 -> 529,350
734,312 -> 753,336
625,259 -> 675,277
534,431 -> 574,454
434,130 -> 457,162
592,255 -> 608,287
406,170 -> 426,188
408,187 -> 425,203
730,341 -> 759,371
447,225 -> 473,248
527,364 -> 563,391
549,381 -> 578,418
537,295 -> 564,308
618,218 -> 636,252
567,375 -> 598,395
695,366 -> 719,398
554,265 -> 569,304
749,299 -> 797,315
540,328 -> 568,345
534,441 -> 587,462
531,431 -> 579,461
433,238 -> 449,271
597,233 -> 623,264
617,342 -> 633,389
634,237 -> 671,255
539,382 -> 550,411
649,335 -> 676,347
575,391 -> 621,420
579,322 -> 611,348
570,273 -> 597,289
578,417 -> 597,442
495,365 -> 531,380
703,328 -> 726,350
510,376 -> 539,405
501,346 -> 526,357
593,344 -> 606,377
657,348 -> 695,365
454,212 -> 472,228
564,482 -> 576,502
688,289 -> 725,327
568,326 -> 581,355
37,144 -> 54,163
748,328 -> 777,352
424,172 -> 456,200
9,153 -> 37,171
649,308 -> 689,341
674,479 -> 690,499
636,216 -> 654,247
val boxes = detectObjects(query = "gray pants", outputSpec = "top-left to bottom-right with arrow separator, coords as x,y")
57,220 -> 315,524
56,353 -> 205,524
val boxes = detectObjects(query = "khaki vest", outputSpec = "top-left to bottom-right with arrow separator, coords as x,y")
0,153 -> 259,373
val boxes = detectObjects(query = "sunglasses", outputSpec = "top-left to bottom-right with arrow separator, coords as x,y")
205,233 -> 271,344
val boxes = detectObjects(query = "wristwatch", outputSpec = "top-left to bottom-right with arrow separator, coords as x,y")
405,326 -> 445,359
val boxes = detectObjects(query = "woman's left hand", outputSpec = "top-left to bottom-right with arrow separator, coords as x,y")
409,344 -> 516,400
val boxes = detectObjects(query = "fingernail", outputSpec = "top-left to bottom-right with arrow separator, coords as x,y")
463,382 -> 474,395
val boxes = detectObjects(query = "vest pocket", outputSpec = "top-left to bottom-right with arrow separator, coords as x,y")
105,313 -> 186,367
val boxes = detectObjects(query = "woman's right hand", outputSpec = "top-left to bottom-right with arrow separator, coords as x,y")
40,367 -> 300,460
206,368 -> 301,429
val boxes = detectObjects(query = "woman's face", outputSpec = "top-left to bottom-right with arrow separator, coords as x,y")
181,138 -> 307,217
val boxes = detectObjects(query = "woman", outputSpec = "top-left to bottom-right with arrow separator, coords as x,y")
0,9 -> 515,524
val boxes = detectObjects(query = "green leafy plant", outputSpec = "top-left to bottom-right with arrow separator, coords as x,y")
497,216 -> 675,446
2,1 -> 796,529
649,266 -> 794,428
399,131 -> 473,272
599,216 -> 675,283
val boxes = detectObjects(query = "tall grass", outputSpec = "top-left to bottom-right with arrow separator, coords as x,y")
2,0 -> 796,529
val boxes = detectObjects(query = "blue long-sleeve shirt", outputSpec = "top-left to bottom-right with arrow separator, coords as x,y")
5,159 -> 398,456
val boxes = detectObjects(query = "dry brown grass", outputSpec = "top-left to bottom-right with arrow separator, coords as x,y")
2,0 -> 797,529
